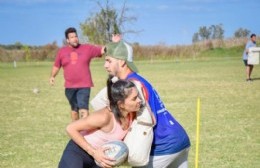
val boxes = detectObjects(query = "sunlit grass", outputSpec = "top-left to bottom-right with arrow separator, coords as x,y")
0,57 -> 259,168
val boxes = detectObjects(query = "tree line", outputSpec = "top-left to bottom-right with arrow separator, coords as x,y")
0,42 -> 58,62
192,24 -> 251,43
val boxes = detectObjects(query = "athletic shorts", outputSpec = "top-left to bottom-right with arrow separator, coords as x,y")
65,88 -> 90,112
243,60 -> 253,66
243,60 -> 248,66
58,140 -> 100,168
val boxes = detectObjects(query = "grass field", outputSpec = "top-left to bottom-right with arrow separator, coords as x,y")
0,56 -> 259,168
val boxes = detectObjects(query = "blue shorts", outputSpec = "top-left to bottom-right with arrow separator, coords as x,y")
65,88 -> 90,112
58,140 -> 100,168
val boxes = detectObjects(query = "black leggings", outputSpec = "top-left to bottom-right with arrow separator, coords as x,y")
58,140 -> 100,168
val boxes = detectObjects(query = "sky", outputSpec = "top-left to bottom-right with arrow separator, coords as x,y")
0,0 -> 259,46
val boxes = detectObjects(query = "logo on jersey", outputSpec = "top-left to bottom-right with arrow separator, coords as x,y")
70,51 -> 78,64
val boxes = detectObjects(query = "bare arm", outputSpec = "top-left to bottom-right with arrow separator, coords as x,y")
101,46 -> 106,55
49,66 -> 60,86
66,108 -> 115,167
111,34 -> 122,43
100,34 -> 122,55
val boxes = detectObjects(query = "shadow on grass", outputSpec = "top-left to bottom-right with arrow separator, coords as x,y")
251,77 -> 260,81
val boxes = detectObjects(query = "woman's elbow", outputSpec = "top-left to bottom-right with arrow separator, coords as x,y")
66,124 -> 74,136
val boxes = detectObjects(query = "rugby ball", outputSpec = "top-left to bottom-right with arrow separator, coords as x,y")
95,140 -> 128,167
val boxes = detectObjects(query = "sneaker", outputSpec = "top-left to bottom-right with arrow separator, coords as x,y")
246,78 -> 253,82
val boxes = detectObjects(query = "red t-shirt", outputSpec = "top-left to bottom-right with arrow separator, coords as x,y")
54,44 -> 102,88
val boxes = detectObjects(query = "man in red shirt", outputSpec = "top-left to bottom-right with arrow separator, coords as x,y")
49,27 -> 105,121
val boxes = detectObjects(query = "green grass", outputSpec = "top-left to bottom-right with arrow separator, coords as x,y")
0,57 -> 259,168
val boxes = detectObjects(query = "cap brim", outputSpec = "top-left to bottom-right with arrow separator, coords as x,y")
126,61 -> 138,72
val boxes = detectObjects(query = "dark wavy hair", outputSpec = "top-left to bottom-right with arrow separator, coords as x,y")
65,27 -> 77,39
250,33 -> 256,38
107,75 -> 136,123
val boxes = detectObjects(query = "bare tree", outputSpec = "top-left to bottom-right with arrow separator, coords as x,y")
192,32 -> 200,43
192,24 -> 225,43
210,24 -> 224,40
234,28 -> 251,38
198,26 -> 211,40
80,0 -> 138,44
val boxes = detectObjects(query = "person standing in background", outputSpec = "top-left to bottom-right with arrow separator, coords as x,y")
243,33 -> 257,82
49,27 -> 105,121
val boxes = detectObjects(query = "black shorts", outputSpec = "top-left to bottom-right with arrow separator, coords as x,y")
65,88 -> 90,112
243,60 -> 253,66
58,140 -> 100,168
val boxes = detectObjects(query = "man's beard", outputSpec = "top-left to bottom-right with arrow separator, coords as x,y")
70,42 -> 79,48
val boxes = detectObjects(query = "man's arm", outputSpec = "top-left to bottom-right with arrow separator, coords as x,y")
49,66 -> 60,86
90,87 -> 109,111
111,34 -> 122,43
101,46 -> 106,55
